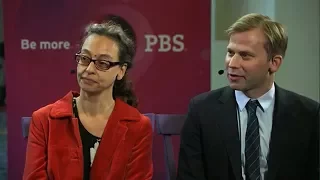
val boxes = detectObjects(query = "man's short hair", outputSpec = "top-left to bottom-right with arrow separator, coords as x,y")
226,13 -> 288,59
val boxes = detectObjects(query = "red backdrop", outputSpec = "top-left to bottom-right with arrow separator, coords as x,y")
3,0 -> 211,179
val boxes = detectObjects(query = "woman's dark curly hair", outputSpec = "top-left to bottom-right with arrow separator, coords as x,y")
82,18 -> 138,107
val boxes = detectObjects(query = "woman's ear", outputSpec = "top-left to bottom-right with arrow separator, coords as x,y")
116,64 -> 127,80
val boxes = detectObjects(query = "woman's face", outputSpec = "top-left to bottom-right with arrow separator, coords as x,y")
76,34 -> 127,94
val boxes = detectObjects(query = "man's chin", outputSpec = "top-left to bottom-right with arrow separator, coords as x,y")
228,83 -> 245,91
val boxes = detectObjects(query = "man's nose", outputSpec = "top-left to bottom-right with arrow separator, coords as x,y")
228,54 -> 241,68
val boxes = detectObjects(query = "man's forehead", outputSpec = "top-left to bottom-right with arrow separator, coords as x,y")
228,30 -> 266,50
231,30 -> 265,43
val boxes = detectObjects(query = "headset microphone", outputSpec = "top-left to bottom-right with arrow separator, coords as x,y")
218,70 -> 224,75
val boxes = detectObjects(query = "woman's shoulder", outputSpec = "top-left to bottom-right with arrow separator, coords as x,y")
32,103 -> 54,118
114,99 -> 153,129
138,113 -> 153,127
32,91 -> 76,120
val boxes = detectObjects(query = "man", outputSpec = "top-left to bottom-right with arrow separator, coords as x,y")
177,13 -> 319,180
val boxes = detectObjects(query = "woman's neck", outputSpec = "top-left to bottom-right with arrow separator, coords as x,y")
77,89 -> 115,117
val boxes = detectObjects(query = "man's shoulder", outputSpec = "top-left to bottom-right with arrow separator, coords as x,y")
191,86 -> 230,105
279,87 -> 319,112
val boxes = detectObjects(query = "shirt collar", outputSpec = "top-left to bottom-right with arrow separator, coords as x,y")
235,83 -> 275,112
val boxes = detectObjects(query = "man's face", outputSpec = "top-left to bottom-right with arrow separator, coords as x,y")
225,28 -> 274,93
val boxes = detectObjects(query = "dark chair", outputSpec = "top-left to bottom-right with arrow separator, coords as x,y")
155,114 -> 186,180
21,117 -> 31,138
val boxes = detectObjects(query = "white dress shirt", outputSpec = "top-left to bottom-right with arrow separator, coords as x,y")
235,83 -> 275,180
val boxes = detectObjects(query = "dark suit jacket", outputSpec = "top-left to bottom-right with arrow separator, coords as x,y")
177,85 -> 319,180
23,91 -> 153,180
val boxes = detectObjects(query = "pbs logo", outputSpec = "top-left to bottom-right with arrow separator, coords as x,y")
144,34 -> 185,52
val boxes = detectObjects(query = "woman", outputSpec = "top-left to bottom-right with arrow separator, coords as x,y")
23,20 -> 153,180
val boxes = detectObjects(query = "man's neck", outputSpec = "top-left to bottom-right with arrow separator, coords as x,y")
77,89 -> 115,117
244,80 -> 274,99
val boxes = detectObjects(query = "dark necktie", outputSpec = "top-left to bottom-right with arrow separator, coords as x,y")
245,100 -> 261,180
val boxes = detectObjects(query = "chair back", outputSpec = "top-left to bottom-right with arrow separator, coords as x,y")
21,117 -> 31,138
155,114 -> 186,180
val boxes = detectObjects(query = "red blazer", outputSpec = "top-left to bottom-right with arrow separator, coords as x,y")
23,91 -> 153,180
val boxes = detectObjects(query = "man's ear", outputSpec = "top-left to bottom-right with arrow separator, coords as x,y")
269,55 -> 282,73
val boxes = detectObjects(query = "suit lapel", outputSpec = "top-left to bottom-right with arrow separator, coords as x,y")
215,87 -> 242,180
265,85 -> 293,180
